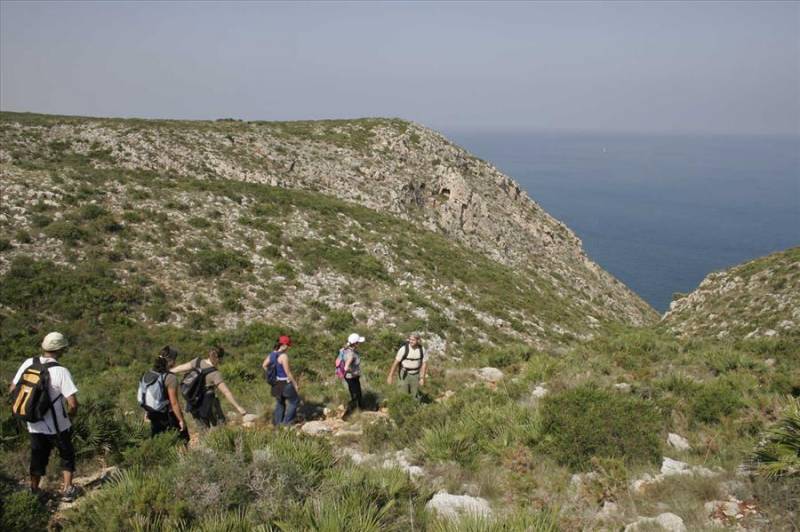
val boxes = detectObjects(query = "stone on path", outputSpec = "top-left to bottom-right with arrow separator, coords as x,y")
300,420 -> 333,436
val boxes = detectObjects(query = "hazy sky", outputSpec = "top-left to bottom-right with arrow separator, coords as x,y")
1,1 -> 798,135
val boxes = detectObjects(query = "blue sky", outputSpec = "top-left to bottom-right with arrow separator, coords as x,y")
1,1 -> 798,134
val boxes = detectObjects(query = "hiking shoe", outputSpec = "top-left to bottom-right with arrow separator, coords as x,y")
61,486 -> 80,502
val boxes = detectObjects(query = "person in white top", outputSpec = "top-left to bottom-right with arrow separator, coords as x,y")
9,332 -> 80,499
386,333 -> 427,399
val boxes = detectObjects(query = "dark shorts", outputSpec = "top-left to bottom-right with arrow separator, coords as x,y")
148,410 -> 190,443
30,429 -> 75,476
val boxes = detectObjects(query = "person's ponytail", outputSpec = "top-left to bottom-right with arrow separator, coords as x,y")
153,345 -> 178,372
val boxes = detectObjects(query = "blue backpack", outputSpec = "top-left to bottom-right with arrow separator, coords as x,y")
265,352 -> 279,386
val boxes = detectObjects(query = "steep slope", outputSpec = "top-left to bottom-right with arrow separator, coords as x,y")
0,113 -> 654,354
663,247 -> 800,339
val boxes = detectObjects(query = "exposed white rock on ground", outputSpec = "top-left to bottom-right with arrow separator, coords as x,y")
624,512 -> 687,532
425,490 -> 492,521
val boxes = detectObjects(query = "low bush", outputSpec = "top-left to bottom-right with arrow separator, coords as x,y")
63,468 -> 189,531
189,248 -> 250,277
539,384 -> 662,470
752,396 -> 800,479
278,465 -> 425,532
71,398 -> 147,461
324,309 -> 355,334
428,507 -> 560,532
691,378 -> 743,424
43,219 -> 88,242
0,489 -> 49,532
175,449 -> 254,514
122,431 -> 181,468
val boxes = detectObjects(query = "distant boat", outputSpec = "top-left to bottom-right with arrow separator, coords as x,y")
602,147 -> 607,153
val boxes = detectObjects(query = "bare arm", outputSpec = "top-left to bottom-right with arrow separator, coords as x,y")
387,360 -> 400,384
7,382 -> 14,394
262,355 -> 271,370
344,352 -> 353,372
279,355 -> 299,392
166,385 -> 185,429
420,362 -> 428,385
171,361 -> 195,374
65,394 -> 78,416
217,382 -> 246,415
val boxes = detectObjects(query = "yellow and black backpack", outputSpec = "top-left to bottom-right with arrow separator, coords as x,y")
11,359 -> 60,423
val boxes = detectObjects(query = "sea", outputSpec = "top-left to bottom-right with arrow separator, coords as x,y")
445,130 -> 800,313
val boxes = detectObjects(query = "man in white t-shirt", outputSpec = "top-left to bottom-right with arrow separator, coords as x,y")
386,333 -> 428,399
9,332 -> 80,499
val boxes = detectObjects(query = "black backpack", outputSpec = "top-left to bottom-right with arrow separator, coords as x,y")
180,360 -> 217,412
11,359 -> 61,424
400,342 -> 424,364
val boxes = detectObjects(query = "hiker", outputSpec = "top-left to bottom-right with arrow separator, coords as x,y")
137,346 -> 189,444
172,346 -> 248,427
337,333 -> 365,413
9,332 -> 79,500
386,333 -> 427,398
263,336 -> 300,426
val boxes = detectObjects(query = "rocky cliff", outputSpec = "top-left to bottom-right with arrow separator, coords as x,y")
663,247 -> 800,340
0,112 -> 656,349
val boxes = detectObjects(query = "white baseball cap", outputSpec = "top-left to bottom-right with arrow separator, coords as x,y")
347,333 -> 365,345
41,332 -> 69,352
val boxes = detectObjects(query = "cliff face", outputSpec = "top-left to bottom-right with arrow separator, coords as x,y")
0,112 -> 656,350
663,247 -> 800,340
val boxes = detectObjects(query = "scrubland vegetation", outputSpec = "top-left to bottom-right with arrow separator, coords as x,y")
0,113 -> 797,530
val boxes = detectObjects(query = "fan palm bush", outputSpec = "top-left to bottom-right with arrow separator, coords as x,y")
752,396 -> 800,478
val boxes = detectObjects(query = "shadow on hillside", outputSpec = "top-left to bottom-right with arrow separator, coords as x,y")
298,398 -> 326,422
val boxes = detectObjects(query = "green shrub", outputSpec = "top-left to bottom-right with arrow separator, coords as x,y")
273,260 -> 295,279
190,249 -> 250,277
122,431 -> 181,468
363,418 -> 396,453
539,385 -> 662,470
62,468 -> 188,531
279,465 -> 424,532
43,219 -> 87,242
691,379 -> 743,424
752,397 -> 800,479
14,229 -> 32,243
705,349 -> 757,374
420,421 -> 480,467
0,238 -> 11,251
79,204 -> 108,220
175,449 -> 254,513
429,507 -> 560,532
30,213 -> 52,227
188,216 -> 212,229
324,310 -> 355,334
387,393 -> 422,428
0,256 -> 142,324
71,398 -> 146,461
0,489 -> 49,532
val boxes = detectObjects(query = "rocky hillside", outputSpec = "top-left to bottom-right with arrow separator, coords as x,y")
0,112 -> 655,351
663,247 -> 800,340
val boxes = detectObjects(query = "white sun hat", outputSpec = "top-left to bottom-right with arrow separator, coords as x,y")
347,333 -> 365,345
41,332 -> 69,352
